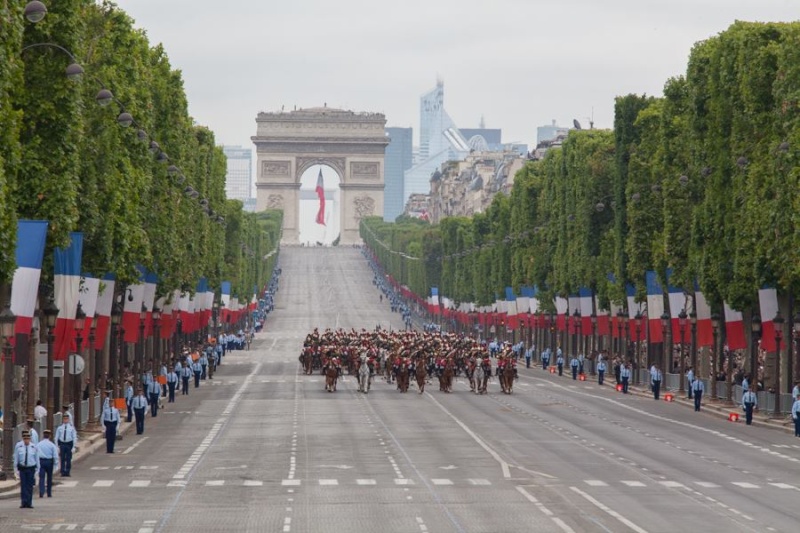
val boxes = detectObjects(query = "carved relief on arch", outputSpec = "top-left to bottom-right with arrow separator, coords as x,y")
266,194 -> 284,210
296,157 -> 345,181
352,195 -> 375,220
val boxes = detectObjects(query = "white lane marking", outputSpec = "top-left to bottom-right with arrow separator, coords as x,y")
205,480 -> 225,486
431,479 -> 453,485
129,480 -> 151,488
90,466 -> 109,470
468,479 -> 491,485
695,481 -> 720,488
356,479 -> 376,485
122,436 -> 149,455
394,478 -> 415,485
531,375 -> 800,464
319,479 -> 338,485
621,480 -> 646,487
660,481 -> 687,489
93,480 -> 114,487
570,486 -> 649,533
60,480 -> 78,488
769,482 -> 799,490
516,486 -> 576,532
282,479 -> 301,486
243,480 -> 263,486
731,482 -> 759,489
584,480 -> 608,487
425,392 -> 512,479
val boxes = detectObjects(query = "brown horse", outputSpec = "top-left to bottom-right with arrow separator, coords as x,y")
439,358 -> 454,393
325,366 -> 338,393
301,351 -> 313,375
396,364 -> 410,393
415,359 -> 427,394
499,366 -> 515,394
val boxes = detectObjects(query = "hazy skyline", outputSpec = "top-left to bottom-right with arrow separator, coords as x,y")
113,0 -> 798,151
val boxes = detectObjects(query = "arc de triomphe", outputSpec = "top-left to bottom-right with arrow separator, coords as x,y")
252,107 -> 388,245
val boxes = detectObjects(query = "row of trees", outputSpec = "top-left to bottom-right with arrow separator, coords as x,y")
0,0 -> 277,303
362,21 -> 800,390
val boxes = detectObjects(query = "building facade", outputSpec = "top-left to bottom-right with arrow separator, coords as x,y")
222,145 -> 254,202
384,127 -> 413,222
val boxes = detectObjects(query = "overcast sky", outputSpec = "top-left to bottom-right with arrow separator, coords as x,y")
112,0 -> 798,150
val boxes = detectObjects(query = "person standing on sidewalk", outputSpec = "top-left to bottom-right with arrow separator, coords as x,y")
14,430 -> 39,508
124,381 -> 134,423
147,378 -> 161,417
192,358 -> 202,388
200,349 -> 208,380
620,362 -> 631,394
651,365 -> 663,400
556,351 -> 564,376
742,387 -> 757,425
131,389 -> 148,435
166,367 -> 178,403
686,367 -> 695,399
692,377 -> 704,411
181,363 -> 192,395
791,392 -> 800,437
597,359 -> 606,386
570,355 -> 579,380
36,429 -> 58,498
101,397 -> 120,453
54,414 -> 77,477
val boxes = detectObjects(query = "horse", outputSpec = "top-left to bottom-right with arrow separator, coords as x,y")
396,363 -> 410,393
300,350 -> 313,375
498,363 -> 516,394
415,358 -> 427,394
325,365 -> 338,393
439,358 -> 454,393
475,358 -> 490,394
358,355 -> 371,394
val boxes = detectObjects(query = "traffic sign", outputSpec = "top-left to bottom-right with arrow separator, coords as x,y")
68,353 -> 85,375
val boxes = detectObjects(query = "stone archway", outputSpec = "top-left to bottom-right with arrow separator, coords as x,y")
252,107 -> 388,245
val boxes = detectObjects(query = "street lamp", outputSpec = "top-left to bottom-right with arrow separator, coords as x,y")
794,312 -> 800,385
23,1 -> 48,23
573,308 -> 581,358
634,311 -> 643,384
678,310 -> 687,392
152,306 -> 162,367
711,312 -> 720,400
43,297 -> 59,431
660,312 -> 670,371
751,313 -> 762,387
73,302 -> 86,429
690,310 -> 698,372
590,312 -> 598,374
137,303 -> 146,388
110,301 -> 122,398
773,310 -> 784,417
616,309 -> 624,359
548,311 -> 556,362
0,303 -> 17,480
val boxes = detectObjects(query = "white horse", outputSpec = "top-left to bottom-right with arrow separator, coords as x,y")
474,357 -> 489,394
358,355 -> 371,394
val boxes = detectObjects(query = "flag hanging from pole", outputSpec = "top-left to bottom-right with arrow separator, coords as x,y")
315,168 -> 326,226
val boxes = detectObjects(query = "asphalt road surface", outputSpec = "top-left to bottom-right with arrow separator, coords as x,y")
1,247 -> 799,533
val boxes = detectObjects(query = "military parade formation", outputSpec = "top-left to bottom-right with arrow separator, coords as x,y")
300,328 -> 519,395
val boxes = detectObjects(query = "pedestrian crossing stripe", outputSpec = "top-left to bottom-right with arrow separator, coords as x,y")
54,479 -> 800,491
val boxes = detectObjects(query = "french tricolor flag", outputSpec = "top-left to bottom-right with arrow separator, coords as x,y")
77,274 -> 100,351
626,284 -> 644,341
595,295 -> 610,336
666,270 -> 689,343
579,287 -> 593,334
555,296 -> 568,331
9,220 -> 48,338
645,271 -> 664,343
53,233 -> 84,361
723,302 -> 746,351
122,274 -> 145,344
93,274 -> 115,350
567,294 -> 579,334
694,284 -> 713,348
221,281 -> 232,324
142,271 -> 158,337
758,286 -> 782,352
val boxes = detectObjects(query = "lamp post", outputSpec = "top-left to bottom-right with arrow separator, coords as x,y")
137,303 -> 146,389
750,314 -> 762,388
573,308 -> 581,358
0,303 -> 17,480
176,317 -> 183,356
43,297 -> 59,432
690,310 -> 698,373
72,303 -> 86,429
794,312 -> 800,386
590,312 -> 597,374
634,311 -> 643,384
660,312 -> 670,372
711,312 -> 720,401
678,310 -> 687,392
549,311 -> 556,363
110,302 -> 122,398
152,306 -> 162,368
616,309 -> 624,359
85,323 -> 99,431
773,310 -> 784,417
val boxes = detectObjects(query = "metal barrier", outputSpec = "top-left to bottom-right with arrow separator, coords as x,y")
665,373 -> 680,390
80,399 -> 89,427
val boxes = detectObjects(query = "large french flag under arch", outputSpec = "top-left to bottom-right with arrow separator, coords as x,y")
53,233 -> 84,361
10,220 -> 48,339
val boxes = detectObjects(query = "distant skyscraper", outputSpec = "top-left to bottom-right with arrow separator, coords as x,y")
222,145 -> 253,202
404,81 -> 469,201
384,127 -> 413,222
